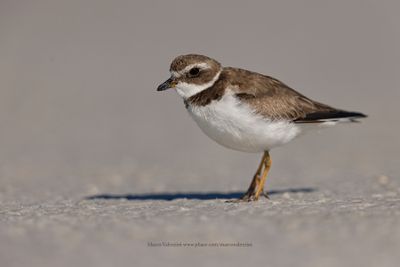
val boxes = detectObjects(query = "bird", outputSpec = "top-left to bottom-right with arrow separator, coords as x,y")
157,54 -> 366,202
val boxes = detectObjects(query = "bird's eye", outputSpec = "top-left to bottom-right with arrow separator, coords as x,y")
188,67 -> 200,77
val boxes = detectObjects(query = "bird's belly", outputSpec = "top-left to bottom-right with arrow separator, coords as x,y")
186,95 -> 302,153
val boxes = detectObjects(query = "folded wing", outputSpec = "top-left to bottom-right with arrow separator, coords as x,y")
228,68 -> 367,123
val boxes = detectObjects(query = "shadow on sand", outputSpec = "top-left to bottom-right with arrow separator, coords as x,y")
86,187 -> 316,201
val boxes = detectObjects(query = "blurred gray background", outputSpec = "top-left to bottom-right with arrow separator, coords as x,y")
1,0 -> 398,196
1,1 -> 399,267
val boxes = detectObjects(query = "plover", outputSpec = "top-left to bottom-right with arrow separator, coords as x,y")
157,54 -> 366,201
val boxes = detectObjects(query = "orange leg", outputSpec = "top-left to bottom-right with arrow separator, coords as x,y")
254,151 -> 271,200
239,151 -> 271,201
242,153 -> 266,197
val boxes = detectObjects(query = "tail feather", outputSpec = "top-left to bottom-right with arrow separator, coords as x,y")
294,110 -> 367,123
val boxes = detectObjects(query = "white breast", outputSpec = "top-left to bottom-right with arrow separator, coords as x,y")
186,92 -> 302,153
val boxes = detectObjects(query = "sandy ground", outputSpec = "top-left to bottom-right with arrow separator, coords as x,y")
1,1 -> 400,267
1,172 -> 400,267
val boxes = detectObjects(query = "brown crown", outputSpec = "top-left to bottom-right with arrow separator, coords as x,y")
170,54 -> 221,72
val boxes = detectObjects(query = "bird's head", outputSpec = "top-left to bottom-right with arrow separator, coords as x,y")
157,54 -> 222,99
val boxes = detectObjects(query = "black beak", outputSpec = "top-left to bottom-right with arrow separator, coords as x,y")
157,77 -> 175,91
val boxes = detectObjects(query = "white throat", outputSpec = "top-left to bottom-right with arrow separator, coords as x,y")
175,70 -> 221,99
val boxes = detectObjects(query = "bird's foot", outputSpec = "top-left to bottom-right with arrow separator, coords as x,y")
225,190 -> 269,203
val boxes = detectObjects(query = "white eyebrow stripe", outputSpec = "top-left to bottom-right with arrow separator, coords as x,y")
181,62 -> 210,73
171,62 -> 211,78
